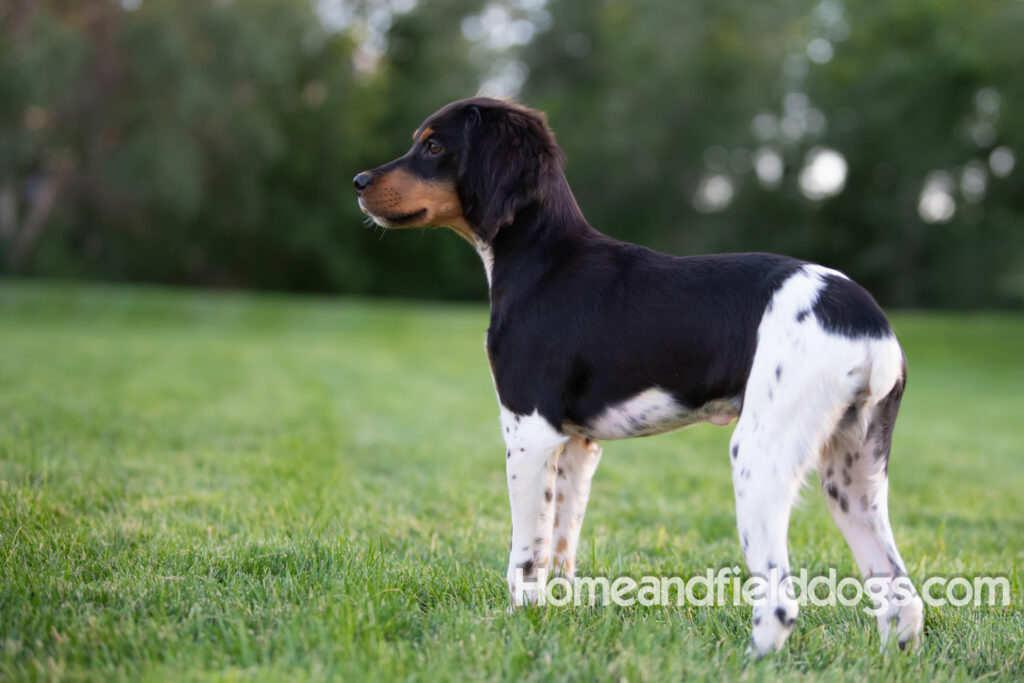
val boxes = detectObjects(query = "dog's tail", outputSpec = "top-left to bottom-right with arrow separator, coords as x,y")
868,334 -> 906,407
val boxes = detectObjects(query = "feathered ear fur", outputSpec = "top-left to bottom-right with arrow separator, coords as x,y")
458,102 -> 564,242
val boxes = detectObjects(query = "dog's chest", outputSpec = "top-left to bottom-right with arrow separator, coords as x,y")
563,387 -> 739,440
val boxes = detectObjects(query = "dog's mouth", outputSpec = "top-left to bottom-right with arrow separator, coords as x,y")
358,199 -> 427,228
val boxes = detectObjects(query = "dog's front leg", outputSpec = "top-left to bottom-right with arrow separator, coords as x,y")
501,407 -> 569,607
551,437 -> 602,578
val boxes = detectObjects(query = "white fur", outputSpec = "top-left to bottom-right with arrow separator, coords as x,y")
475,240 -> 494,287
551,437 -> 602,577
728,264 -> 921,655
501,410 -> 603,599
501,408 -> 568,604
818,427 -> 925,651
565,388 -> 739,440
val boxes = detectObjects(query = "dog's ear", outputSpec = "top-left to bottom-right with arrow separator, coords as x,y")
458,103 -> 563,242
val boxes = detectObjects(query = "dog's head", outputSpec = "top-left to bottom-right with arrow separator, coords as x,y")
354,97 -> 564,243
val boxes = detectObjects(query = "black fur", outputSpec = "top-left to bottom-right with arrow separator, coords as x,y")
356,98 -> 895,433
488,242 -> 802,428
455,102 -> 565,242
870,364 -> 907,474
812,274 -> 892,339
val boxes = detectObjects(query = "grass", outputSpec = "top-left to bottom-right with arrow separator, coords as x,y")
0,281 -> 1021,681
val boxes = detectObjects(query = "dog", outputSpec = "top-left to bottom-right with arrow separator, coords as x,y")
353,97 -> 924,655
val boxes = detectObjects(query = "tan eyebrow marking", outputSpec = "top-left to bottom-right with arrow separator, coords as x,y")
418,127 -> 434,143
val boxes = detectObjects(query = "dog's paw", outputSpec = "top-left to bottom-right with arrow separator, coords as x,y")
749,603 -> 797,657
506,567 -> 542,608
878,595 -> 924,653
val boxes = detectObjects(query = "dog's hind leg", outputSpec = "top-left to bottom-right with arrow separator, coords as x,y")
819,361 -> 924,651
730,414 -> 817,656
551,437 -> 602,578
502,407 -> 569,606
729,293 -> 854,654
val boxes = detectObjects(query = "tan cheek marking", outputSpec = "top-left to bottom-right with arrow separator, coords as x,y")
416,184 -> 474,240
362,170 -> 443,214
363,169 -> 475,238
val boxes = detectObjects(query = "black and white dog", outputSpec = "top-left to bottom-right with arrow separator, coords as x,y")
353,97 -> 924,654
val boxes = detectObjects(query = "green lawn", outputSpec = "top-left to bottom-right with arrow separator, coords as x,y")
0,282 -> 1021,681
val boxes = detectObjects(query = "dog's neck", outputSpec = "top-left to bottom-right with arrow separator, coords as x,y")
482,173 -> 599,305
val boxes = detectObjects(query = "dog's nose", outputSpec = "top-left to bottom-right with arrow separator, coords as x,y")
353,173 -> 373,193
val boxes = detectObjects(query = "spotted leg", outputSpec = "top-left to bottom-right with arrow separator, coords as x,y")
819,384 -> 924,651
551,436 -> 602,577
502,407 -> 569,606
730,417 -> 815,656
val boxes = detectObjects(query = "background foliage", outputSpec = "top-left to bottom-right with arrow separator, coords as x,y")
2,0 -> 1023,306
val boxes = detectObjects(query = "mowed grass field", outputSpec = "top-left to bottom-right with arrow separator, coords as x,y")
0,282 -> 1021,682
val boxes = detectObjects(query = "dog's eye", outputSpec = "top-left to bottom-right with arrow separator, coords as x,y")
426,140 -> 443,156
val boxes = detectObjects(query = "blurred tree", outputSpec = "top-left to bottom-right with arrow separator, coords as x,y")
523,0 -> 808,252
523,0 -> 1024,308
1,0 -> 1022,307
0,0 -> 491,297
804,0 -> 1024,306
